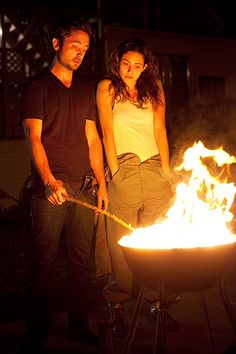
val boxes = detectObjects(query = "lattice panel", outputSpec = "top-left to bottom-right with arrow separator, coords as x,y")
6,50 -> 24,73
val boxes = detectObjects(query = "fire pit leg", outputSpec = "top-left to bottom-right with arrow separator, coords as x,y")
122,285 -> 145,354
198,291 -> 216,353
154,284 -> 166,354
218,279 -> 236,335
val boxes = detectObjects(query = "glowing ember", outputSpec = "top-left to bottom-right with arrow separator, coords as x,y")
119,141 -> 236,249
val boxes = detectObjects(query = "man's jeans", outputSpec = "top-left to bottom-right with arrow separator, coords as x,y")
26,183 -> 96,342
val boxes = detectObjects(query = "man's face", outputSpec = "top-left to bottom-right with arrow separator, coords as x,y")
53,30 -> 90,71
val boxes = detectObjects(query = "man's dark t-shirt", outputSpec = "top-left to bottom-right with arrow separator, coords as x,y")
21,69 -> 96,192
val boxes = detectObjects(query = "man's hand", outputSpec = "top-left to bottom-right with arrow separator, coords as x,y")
97,183 -> 108,211
45,180 -> 68,205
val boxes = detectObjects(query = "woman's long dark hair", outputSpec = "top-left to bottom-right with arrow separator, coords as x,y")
110,38 -> 163,108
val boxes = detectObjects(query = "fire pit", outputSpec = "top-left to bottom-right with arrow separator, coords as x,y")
117,141 -> 236,354
119,242 -> 236,293
119,141 -> 236,292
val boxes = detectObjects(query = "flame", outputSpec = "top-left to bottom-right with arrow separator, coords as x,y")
119,141 -> 236,249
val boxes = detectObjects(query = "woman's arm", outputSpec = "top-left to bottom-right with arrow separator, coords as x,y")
153,81 -> 170,171
96,79 -> 119,176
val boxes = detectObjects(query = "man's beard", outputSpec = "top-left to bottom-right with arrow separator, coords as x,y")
56,52 -> 81,71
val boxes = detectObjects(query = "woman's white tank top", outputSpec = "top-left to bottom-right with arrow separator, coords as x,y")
113,100 -> 159,162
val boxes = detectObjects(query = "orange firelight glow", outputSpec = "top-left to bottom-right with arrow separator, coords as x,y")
118,141 -> 236,249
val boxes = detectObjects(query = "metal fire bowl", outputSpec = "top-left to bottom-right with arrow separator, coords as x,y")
120,242 -> 236,292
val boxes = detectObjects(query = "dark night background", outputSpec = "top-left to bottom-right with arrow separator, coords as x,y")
3,0 -> 236,38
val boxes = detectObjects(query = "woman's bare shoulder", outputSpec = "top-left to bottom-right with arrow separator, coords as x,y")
97,78 -> 112,90
97,79 -> 115,102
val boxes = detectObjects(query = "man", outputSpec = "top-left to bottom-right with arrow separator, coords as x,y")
19,17 -> 108,353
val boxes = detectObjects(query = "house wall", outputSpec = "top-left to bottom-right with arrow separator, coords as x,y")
1,140 -> 30,209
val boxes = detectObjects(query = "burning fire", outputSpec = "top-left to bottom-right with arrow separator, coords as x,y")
119,141 -> 236,249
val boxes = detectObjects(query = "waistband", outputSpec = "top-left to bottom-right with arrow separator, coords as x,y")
105,153 -> 161,182
117,153 -> 161,165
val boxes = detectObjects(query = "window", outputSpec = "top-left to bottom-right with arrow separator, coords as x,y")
169,57 -> 189,111
157,54 -> 189,113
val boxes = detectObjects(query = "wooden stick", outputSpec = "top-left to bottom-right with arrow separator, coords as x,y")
63,195 -> 135,232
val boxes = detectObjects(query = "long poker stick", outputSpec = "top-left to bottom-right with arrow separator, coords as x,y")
63,195 -> 135,232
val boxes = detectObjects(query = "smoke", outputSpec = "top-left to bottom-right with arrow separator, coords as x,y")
168,110 -> 236,171
166,108 -> 236,210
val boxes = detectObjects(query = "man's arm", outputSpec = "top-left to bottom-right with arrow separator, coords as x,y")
23,118 -> 68,205
85,119 -> 108,210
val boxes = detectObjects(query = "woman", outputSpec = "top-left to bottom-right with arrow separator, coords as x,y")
96,38 -> 174,336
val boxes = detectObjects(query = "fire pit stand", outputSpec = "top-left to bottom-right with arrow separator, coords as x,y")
122,283 -> 175,354
122,280 -> 236,354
